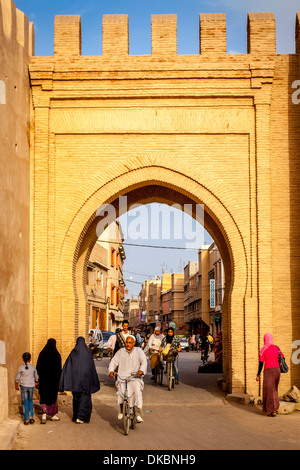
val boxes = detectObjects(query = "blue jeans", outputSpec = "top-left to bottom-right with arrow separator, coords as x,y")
173,358 -> 179,381
20,386 -> 34,422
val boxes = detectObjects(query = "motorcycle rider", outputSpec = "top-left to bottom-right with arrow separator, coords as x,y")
200,332 -> 210,363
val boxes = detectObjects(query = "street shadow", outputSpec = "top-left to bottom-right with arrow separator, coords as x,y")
93,402 -> 125,436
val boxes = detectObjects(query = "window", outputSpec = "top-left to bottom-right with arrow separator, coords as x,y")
111,248 -> 115,267
111,285 -> 115,305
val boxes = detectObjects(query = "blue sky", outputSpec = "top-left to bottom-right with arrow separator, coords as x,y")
15,0 -> 300,56
14,0 -> 300,297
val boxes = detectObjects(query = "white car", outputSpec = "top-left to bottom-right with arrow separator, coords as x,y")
178,336 -> 189,352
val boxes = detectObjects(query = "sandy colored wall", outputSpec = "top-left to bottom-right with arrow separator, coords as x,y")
0,0 -> 34,421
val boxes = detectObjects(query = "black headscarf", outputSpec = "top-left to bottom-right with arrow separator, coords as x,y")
59,337 -> 100,394
36,339 -> 62,406
166,327 -> 175,344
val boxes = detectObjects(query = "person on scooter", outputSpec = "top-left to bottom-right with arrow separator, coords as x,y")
88,330 -> 100,357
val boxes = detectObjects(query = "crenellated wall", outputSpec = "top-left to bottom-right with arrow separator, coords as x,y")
0,0 -> 34,423
1,3 -> 300,410
28,10 -> 300,397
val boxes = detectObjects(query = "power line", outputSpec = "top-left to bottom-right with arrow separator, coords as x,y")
125,279 -> 144,285
99,239 -> 201,250
124,269 -> 156,278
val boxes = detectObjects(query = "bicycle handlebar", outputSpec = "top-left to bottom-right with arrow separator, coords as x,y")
113,372 -> 144,381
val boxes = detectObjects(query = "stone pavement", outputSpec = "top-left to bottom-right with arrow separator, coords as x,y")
0,418 -> 20,450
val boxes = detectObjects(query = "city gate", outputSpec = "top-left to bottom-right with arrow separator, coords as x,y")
4,6 -> 300,396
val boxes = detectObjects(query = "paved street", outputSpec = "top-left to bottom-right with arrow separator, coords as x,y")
12,352 -> 300,451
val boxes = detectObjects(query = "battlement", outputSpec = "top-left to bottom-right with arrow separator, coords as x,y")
52,11 -> 300,58
0,0 -> 34,56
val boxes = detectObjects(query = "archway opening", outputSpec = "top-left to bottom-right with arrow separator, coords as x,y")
72,181 -> 241,392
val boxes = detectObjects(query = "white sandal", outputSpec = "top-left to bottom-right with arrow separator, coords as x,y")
50,415 -> 60,421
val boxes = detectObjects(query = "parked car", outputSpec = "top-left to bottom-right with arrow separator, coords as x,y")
177,335 -> 189,352
101,330 -> 115,356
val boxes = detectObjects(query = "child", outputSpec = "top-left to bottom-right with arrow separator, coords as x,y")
15,352 -> 39,425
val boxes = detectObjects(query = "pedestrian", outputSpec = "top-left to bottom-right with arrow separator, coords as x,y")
15,352 -> 39,425
133,328 -> 142,347
207,333 -> 214,352
107,320 -> 131,357
148,327 -> 164,380
36,338 -> 62,424
190,335 -> 196,351
141,333 -> 151,359
214,331 -> 222,363
256,333 -> 285,417
59,337 -> 100,423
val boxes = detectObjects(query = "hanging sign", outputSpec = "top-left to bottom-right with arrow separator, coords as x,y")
210,279 -> 215,308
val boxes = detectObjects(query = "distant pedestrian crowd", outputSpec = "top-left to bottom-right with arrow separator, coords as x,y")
15,322 -> 287,425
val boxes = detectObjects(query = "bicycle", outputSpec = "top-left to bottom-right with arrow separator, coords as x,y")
151,351 -> 163,385
163,351 -> 178,391
114,372 -> 143,435
89,344 -> 103,361
94,347 -> 104,361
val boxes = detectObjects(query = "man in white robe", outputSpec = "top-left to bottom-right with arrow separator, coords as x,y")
108,335 -> 147,422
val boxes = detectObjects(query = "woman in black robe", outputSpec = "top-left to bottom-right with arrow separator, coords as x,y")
59,336 -> 100,423
36,338 -> 62,423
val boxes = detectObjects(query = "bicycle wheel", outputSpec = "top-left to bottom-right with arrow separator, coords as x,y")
123,401 -> 130,435
171,362 -> 175,388
154,365 -> 158,383
167,362 -> 172,391
159,366 -> 163,385
96,350 -> 103,361
130,407 -> 136,429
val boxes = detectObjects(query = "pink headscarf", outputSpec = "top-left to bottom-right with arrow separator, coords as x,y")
259,333 -> 273,359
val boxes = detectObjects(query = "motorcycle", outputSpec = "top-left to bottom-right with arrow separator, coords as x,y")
201,349 -> 208,365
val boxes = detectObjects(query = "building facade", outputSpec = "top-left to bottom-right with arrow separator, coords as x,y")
184,245 -> 224,338
123,297 -> 140,328
161,273 -> 185,333
88,222 -> 126,332
87,242 -> 109,331
208,243 -> 224,337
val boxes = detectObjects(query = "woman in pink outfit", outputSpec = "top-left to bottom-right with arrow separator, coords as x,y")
256,333 -> 284,417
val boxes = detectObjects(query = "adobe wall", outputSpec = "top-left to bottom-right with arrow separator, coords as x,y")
0,0 -> 34,422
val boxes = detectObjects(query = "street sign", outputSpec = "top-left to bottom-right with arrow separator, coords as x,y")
210,279 -> 215,308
